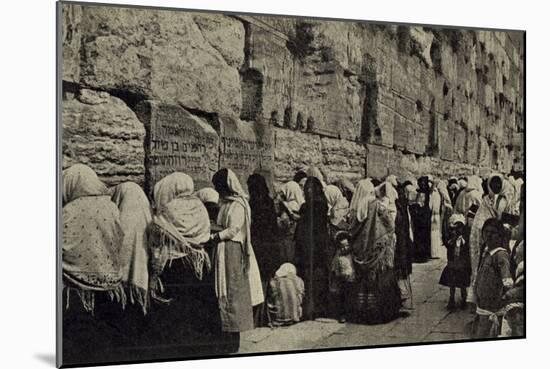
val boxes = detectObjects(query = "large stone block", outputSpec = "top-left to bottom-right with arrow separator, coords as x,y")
320,137 -> 366,183
192,14 -> 245,69
273,128 -> 322,183
62,89 -> 146,186
79,6 -> 242,117
134,101 -> 219,194
218,116 -> 274,192
61,3 -> 82,83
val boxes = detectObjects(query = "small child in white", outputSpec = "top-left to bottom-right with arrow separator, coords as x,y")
330,231 -> 356,323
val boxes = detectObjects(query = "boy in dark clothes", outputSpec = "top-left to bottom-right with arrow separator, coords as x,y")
472,218 -> 513,339
439,214 -> 471,310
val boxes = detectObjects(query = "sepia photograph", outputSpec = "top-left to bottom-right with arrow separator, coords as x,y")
57,1 -> 525,367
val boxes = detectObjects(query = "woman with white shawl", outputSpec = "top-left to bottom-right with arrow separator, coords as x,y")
325,184 -> 351,228
62,164 -> 125,313
276,181 -> 305,263
210,168 -> 264,352
62,164 -> 126,361
110,182 -> 152,314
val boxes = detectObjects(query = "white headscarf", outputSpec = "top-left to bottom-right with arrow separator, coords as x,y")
215,169 -> 264,306
324,184 -> 350,226
111,182 -> 152,313
278,181 -> 305,213
153,172 -> 194,211
275,262 -> 298,278
63,163 -> 108,205
195,187 -> 219,204
349,179 -> 376,222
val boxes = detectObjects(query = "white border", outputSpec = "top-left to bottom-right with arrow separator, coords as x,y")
1,0 -> 544,368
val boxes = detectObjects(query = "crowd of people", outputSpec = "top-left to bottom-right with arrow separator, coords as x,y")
62,163 -> 525,362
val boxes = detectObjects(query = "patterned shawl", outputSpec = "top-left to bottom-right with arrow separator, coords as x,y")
62,164 -> 125,313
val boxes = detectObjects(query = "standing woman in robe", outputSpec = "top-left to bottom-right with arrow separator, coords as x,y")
410,176 -> 432,263
437,180 -> 453,246
349,179 -> 401,324
247,173 -> 280,327
210,168 -> 264,352
62,164 -> 126,363
276,181 -> 304,264
294,176 -> 331,320
149,173 -> 217,354
394,182 -> 414,310
110,182 -> 152,314
429,179 -> 445,260
110,182 -> 152,348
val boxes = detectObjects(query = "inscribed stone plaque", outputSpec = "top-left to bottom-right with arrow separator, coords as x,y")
218,116 -> 274,193
366,143 -> 397,179
135,101 -> 219,195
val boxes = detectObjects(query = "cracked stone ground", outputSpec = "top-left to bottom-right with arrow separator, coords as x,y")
238,258 -> 474,354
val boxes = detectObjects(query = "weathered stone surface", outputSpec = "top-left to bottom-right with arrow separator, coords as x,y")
62,4 -> 524,185
78,5 -> 242,117
134,101 -> 219,194
62,89 -> 146,186
273,128 -> 322,184
61,3 -> 81,83
218,116 -> 274,193
192,14 -> 245,69
320,137 -> 366,183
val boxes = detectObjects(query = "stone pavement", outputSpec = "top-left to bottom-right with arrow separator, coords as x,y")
238,258 -> 474,354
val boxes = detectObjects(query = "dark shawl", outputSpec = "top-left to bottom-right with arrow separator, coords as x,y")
394,185 -> 413,278
247,173 -> 280,281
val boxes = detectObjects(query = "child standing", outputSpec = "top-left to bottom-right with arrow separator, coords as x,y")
439,214 -> 471,310
472,218 -> 514,338
330,231 -> 356,323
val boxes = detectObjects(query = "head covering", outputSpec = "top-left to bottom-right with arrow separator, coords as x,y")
63,164 -> 108,205
448,213 -> 466,227
458,179 -> 468,189
153,172 -> 194,211
350,179 -> 376,222
324,185 -> 350,226
278,181 -> 305,213
305,166 -> 326,187
247,173 -> 278,243
467,175 -> 483,194
303,176 -> 326,204
247,173 -> 272,205
334,177 -> 356,201
293,170 -> 308,185
149,173 -> 211,289
437,180 -> 452,208
275,262 -> 298,278
195,187 -> 219,204
386,175 -> 398,187
111,182 -> 152,313
213,168 -> 264,306
63,165 -> 125,313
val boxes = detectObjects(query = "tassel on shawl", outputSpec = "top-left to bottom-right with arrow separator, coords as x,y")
64,285 -> 127,315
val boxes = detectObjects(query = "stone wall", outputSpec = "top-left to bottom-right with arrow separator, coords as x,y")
61,3 -> 525,192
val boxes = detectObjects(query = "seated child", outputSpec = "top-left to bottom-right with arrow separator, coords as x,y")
329,231 -> 355,323
439,214 -> 471,310
267,263 -> 305,327
472,218 -> 514,339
